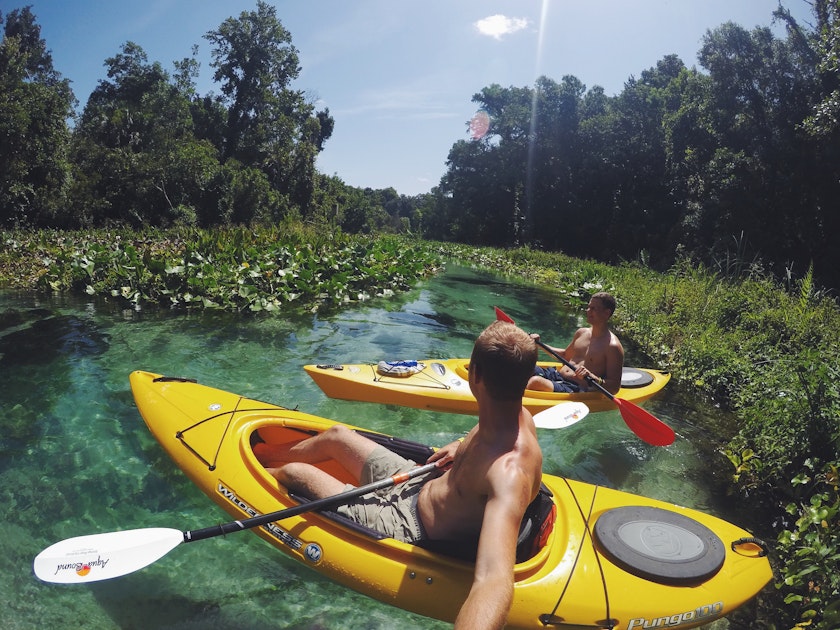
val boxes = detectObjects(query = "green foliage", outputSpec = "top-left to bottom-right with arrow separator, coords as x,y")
427,6 -> 840,292
799,0 -> 840,139
776,460 -> 840,629
205,0 -> 333,209
431,241 -> 840,628
0,4 -> 347,230
1,227 -> 442,314
0,7 -> 75,227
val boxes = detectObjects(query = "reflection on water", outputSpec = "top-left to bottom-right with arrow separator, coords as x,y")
1,265 -> 752,629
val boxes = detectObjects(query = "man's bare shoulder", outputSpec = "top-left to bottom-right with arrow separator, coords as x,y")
572,327 -> 591,340
486,439 -> 541,495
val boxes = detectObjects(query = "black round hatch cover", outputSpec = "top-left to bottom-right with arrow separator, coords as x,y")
594,506 -> 726,585
620,367 -> 655,388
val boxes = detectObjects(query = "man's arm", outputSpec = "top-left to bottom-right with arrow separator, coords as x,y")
531,331 -> 580,360
454,471 -> 530,630
602,340 -> 625,394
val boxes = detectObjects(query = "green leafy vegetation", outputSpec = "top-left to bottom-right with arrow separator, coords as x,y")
0,227 -> 442,313
777,460 -> 840,628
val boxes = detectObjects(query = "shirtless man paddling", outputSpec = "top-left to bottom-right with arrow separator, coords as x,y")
527,292 -> 625,395
255,321 -> 542,629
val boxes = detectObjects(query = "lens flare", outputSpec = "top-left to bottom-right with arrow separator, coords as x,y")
469,109 -> 491,140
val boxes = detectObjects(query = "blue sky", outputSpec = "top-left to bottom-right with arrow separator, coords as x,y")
5,1 -> 814,196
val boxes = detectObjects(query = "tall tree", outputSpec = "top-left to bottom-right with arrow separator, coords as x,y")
691,20 -> 827,279
600,56 -> 686,264
525,75 -> 587,254
0,7 -> 75,226
439,83 -> 534,246
205,0 -> 333,209
70,42 -> 218,226
791,0 -> 840,288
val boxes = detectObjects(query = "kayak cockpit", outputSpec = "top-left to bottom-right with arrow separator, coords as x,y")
249,426 -> 556,564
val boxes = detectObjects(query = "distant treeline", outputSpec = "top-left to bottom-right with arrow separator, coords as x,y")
2,2 -> 839,289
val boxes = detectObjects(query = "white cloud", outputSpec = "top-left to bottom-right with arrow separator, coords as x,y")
474,14 -> 529,40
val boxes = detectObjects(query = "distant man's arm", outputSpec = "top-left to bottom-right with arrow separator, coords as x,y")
602,341 -> 625,394
530,331 -> 580,361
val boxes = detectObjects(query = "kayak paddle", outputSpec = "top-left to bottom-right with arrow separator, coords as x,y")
532,401 -> 590,429
34,460 -> 443,584
494,306 -> 675,446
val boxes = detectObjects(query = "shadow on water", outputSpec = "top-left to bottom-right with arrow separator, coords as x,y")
0,266 -> 763,629
0,308 -> 111,468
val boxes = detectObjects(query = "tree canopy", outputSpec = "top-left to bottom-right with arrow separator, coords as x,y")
425,2 -> 840,289
2,1 -> 336,230
0,6 -> 75,226
2,1 -> 839,288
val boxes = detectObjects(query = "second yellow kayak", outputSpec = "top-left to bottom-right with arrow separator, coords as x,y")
305,359 -> 670,414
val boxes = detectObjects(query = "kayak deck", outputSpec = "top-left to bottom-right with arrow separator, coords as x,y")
305,359 -> 671,414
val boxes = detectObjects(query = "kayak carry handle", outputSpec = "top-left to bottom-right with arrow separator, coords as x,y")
731,536 -> 768,557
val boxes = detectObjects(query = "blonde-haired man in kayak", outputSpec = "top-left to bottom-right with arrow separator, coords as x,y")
255,320 -> 542,630
527,291 -> 625,395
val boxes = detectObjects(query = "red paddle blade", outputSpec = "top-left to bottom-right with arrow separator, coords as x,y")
494,306 -> 515,323
615,398 -> 675,446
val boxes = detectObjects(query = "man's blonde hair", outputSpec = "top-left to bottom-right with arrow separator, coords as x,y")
470,321 -> 537,401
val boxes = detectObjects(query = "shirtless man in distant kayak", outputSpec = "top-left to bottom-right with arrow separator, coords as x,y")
255,321 -> 542,630
527,291 -> 625,395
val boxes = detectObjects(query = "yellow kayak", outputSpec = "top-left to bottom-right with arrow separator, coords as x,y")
130,370 -> 770,629
305,360 -> 670,414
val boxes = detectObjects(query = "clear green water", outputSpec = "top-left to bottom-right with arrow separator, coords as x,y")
1,265 -> 754,629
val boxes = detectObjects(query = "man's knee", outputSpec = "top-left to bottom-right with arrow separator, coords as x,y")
323,424 -> 353,440
271,462 -> 298,485
527,376 -> 552,391
273,462 -> 312,492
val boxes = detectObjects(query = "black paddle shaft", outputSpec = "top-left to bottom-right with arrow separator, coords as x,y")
182,461 -> 441,543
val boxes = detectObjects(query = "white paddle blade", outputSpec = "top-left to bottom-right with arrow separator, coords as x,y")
34,527 -> 183,584
533,401 -> 590,429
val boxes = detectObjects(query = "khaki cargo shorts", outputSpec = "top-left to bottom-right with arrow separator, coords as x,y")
335,446 -> 428,543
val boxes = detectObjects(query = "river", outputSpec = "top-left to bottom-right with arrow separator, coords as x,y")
1,264 -> 757,629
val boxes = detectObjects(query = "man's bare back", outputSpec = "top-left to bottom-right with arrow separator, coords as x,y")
417,409 -> 542,541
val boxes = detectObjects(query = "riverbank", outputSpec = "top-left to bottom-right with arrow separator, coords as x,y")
0,226 -> 443,312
